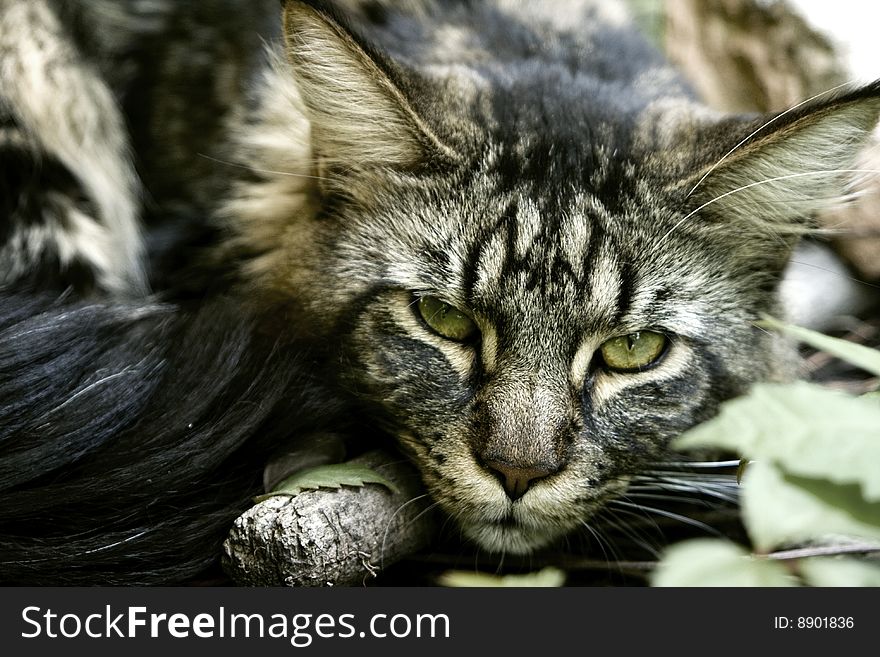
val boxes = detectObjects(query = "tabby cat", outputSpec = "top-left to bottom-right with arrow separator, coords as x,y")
0,0 -> 877,584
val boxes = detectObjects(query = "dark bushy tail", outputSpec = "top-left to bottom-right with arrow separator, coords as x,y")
0,292 -> 334,585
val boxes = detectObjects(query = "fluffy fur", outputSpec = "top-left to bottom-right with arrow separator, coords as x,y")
1,0 -> 878,583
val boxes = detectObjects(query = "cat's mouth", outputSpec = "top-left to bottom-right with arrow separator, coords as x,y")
453,477 -> 630,554
397,429 -> 632,553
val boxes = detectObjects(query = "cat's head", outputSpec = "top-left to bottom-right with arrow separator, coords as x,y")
228,1 -> 880,553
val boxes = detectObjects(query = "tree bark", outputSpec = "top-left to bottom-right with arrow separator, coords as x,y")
222,450 -> 437,586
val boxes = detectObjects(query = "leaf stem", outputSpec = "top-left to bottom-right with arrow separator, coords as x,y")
759,542 -> 880,561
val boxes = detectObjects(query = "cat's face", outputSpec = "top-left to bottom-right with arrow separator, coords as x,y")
229,1 -> 880,554
310,139 -> 787,552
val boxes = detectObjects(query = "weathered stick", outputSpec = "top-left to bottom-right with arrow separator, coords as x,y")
222,449 -> 437,586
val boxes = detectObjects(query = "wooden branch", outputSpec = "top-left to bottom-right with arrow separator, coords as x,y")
222,449 -> 437,586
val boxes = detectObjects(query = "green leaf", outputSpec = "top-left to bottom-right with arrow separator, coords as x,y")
799,557 -> 880,587
651,538 -> 797,587
438,567 -> 566,588
757,315 -> 880,377
255,462 -> 399,502
674,381 -> 880,501
741,462 -> 880,552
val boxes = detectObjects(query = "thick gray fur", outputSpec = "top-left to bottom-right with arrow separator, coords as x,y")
2,0 -> 879,558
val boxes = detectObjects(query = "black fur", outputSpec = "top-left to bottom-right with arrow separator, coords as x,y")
0,291 -> 341,585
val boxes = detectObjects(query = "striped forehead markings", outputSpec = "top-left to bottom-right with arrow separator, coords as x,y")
455,193 -> 643,364
468,197 -> 602,298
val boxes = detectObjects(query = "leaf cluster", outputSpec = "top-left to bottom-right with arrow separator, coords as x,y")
652,319 -> 880,586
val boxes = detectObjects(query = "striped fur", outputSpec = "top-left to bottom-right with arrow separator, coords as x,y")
225,1 -> 879,553
1,0 -> 878,582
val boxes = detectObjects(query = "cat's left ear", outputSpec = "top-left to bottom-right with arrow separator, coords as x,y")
684,82 -> 880,240
281,0 -> 459,174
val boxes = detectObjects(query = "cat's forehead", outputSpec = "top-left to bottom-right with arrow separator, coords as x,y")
428,160 -> 721,335
361,134 -> 717,338
440,202 -> 721,361
457,189 -> 629,325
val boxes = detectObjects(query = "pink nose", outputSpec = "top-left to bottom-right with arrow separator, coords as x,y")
485,460 -> 555,500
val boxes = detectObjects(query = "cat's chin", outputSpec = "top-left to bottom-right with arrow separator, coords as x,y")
460,520 -> 566,555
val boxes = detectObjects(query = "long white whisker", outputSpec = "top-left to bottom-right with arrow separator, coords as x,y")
685,80 -> 859,199
579,521 -> 617,566
653,460 -> 741,469
625,490 -> 726,507
610,500 -> 719,535
380,494 -> 433,569
661,168 -> 880,245
627,480 -> 736,492
197,152 -> 331,181
600,506 -> 664,548
631,474 -> 740,500
786,257 -> 880,291
634,472 -> 738,485
634,472 -> 738,482
597,510 -> 663,558
593,513 -> 650,563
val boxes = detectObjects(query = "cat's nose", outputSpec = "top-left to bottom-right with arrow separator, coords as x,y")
485,460 -> 555,501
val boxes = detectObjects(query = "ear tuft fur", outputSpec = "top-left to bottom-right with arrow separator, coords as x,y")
281,0 -> 458,171
687,82 -> 880,239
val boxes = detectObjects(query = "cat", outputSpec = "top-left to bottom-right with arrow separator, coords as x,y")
0,0 -> 878,584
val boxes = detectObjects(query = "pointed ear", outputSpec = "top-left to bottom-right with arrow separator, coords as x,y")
281,0 -> 458,171
685,82 -> 880,239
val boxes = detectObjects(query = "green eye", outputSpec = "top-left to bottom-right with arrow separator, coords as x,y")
417,295 -> 478,342
599,331 -> 668,372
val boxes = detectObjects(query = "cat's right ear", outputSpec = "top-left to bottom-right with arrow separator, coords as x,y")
681,82 -> 880,241
281,0 -> 459,174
